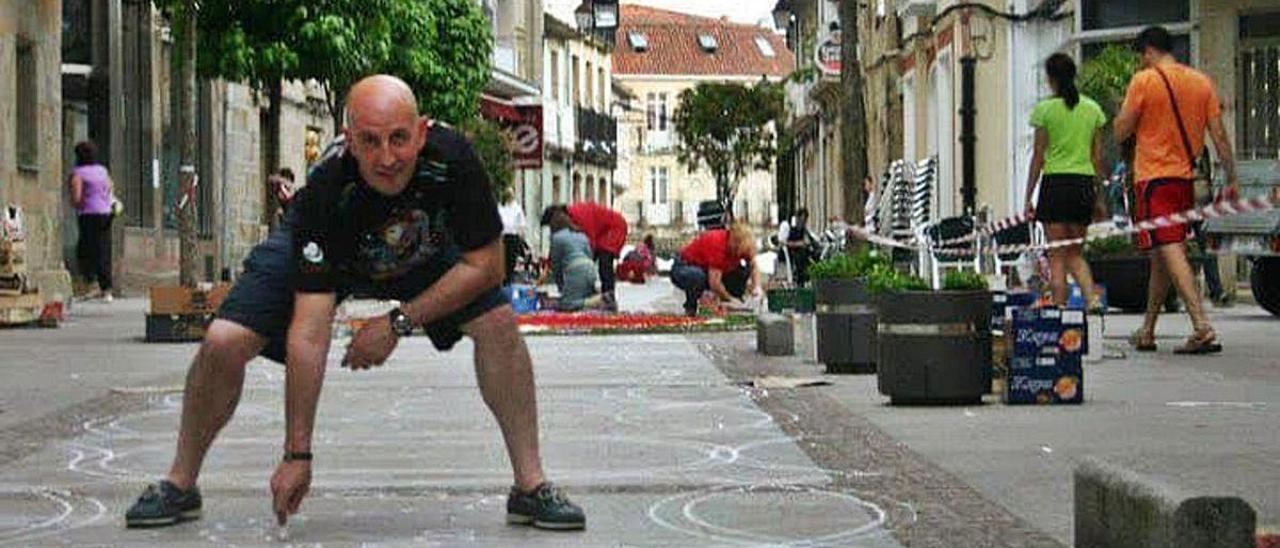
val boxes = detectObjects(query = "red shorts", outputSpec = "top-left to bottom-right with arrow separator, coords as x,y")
1134,178 -> 1193,250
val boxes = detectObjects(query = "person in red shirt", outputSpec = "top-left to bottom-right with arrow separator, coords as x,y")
670,224 -> 761,316
541,203 -> 628,309
1114,25 -> 1238,354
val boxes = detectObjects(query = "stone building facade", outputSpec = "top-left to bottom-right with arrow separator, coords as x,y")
0,0 -> 70,299
613,5 -> 794,243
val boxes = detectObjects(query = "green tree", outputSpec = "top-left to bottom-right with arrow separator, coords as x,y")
672,81 -> 785,209
158,0 -> 492,125
1079,45 -> 1140,173
154,0 -> 493,262
458,117 -> 515,203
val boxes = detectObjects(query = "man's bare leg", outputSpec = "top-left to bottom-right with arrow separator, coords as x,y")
1155,242 -> 1211,332
464,306 -> 546,492
167,320 -> 266,490
1141,251 -> 1172,337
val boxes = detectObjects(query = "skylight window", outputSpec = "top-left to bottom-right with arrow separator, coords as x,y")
628,32 -> 648,52
698,34 -> 718,52
755,36 -> 776,57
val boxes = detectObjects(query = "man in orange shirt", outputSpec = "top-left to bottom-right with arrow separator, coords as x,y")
1114,26 -> 1238,354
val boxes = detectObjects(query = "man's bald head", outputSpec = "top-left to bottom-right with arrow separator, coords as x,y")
345,75 -> 419,127
342,74 -> 430,196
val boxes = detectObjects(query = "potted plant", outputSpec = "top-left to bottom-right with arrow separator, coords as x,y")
810,249 -> 891,374
1085,235 -> 1201,312
874,268 -> 993,405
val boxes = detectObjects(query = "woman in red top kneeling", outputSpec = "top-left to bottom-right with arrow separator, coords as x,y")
670,224 -> 760,316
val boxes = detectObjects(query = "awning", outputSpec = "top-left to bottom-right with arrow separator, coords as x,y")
480,95 -> 522,123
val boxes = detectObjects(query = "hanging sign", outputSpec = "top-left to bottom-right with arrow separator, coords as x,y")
815,30 -> 842,76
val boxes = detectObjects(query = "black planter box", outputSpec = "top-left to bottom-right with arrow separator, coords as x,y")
1089,255 -> 1202,312
815,278 -> 877,374
876,290 -> 993,405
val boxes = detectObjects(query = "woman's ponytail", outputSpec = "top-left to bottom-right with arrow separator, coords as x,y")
1045,53 -> 1080,109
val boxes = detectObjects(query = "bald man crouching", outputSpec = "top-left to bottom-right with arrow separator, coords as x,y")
125,75 -> 585,531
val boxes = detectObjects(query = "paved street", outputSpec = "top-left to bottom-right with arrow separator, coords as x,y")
0,284 -> 903,547
0,280 -> 1275,546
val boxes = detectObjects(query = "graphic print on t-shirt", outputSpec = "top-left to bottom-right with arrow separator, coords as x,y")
356,207 -> 450,281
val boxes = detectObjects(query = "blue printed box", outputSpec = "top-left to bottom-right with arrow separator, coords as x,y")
1011,306 -> 1088,358
1005,365 -> 1084,405
991,290 -> 1038,333
1008,353 -> 1083,371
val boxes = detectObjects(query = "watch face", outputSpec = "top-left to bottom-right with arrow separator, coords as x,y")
390,309 -> 414,335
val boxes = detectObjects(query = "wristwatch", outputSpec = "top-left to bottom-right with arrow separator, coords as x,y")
387,307 -> 415,337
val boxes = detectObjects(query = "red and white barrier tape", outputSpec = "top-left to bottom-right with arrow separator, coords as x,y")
849,194 -> 1278,257
928,212 -> 1033,248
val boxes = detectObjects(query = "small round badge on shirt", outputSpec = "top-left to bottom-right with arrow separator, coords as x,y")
303,242 -> 324,264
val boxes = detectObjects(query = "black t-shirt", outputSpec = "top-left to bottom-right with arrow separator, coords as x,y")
292,124 -> 501,297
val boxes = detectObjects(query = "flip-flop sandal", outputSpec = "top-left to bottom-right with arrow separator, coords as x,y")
1173,332 -> 1223,355
1128,331 -> 1157,352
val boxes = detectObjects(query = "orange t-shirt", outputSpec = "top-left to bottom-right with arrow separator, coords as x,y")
1121,62 -> 1222,182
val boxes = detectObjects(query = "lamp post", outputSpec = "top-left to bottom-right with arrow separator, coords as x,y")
574,0 -> 618,46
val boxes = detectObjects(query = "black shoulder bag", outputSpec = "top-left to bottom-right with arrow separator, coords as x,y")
1152,66 -> 1206,180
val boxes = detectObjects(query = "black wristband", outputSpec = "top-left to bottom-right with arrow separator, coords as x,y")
283,451 -> 313,462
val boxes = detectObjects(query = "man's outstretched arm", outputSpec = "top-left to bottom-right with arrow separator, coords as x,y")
272,291 -> 336,525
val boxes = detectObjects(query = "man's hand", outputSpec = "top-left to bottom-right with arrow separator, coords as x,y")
270,460 -> 312,526
342,316 -> 399,370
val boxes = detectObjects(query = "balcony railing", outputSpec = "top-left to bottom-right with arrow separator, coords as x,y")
575,107 -> 617,167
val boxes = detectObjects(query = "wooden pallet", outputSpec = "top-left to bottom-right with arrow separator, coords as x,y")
0,291 -> 48,327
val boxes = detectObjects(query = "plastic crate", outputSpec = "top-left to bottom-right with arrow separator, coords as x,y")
767,287 -> 815,313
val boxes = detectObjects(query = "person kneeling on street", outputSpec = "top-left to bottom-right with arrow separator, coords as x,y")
669,223 -> 761,317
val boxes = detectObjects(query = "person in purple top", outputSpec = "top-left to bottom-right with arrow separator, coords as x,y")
67,140 -> 114,301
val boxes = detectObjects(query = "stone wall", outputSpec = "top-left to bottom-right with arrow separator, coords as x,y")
0,0 -> 72,300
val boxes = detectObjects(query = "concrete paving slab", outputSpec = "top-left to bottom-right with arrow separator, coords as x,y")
0,318 -> 905,546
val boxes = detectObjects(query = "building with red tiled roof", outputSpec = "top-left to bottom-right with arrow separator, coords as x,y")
613,5 -> 794,78
612,4 -> 794,237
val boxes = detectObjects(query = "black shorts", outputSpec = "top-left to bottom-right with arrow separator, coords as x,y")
1036,174 -> 1096,225
217,228 -> 509,364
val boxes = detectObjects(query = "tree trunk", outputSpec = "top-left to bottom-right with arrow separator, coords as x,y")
264,80 -> 283,229
178,0 -> 199,287
840,0 -> 869,228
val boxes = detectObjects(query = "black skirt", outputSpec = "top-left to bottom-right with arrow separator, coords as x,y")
1036,174 -> 1096,225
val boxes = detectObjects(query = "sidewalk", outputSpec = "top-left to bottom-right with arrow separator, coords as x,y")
0,282 -> 904,546
713,302 -> 1280,546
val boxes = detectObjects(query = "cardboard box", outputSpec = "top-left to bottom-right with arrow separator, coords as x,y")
1009,353 -> 1083,371
1011,306 -> 1088,358
145,313 -> 215,342
149,284 -> 231,315
1005,365 -> 1084,405
991,290 -> 1038,333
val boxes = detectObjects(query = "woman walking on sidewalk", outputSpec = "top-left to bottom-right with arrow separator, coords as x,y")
68,140 -> 115,302
1023,53 -> 1105,310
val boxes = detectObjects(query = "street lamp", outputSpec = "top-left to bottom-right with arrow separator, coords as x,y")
575,0 -> 618,45
771,0 -> 793,30
575,1 -> 593,32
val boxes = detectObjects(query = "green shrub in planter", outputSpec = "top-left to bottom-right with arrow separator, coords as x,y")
809,248 -> 892,280
865,264 -> 929,294
942,270 -> 989,291
1084,235 -> 1137,260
